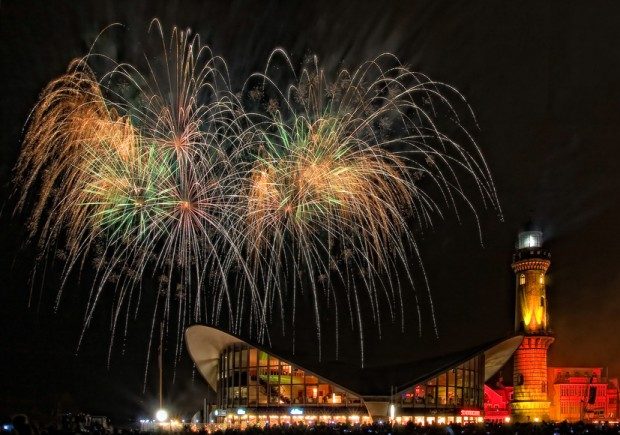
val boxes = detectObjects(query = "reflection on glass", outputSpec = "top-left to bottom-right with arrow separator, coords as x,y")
401,355 -> 483,410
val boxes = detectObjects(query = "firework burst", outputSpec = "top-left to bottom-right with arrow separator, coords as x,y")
14,21 -> 263,366
239,51 -> 501,361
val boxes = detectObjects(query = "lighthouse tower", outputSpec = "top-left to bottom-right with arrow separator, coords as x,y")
511,229 -> 554,422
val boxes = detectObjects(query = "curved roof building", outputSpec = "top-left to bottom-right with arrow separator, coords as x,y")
186,324 -> 522,426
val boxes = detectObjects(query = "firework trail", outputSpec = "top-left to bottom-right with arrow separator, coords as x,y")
14,22 -> 500,368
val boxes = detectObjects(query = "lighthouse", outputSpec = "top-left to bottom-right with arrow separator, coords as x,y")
511,229 -> 554,422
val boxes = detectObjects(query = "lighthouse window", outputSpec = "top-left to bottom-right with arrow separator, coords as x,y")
516,374 -> 524,386
539,274 -> 544,284
540,296 -> 545,307
518,231 -> 542,249
519,274 -> 525,285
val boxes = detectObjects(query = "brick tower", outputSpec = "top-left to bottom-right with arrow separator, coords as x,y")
511,229 -> 554,422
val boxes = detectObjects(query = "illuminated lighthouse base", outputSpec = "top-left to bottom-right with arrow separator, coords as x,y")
512,336 -> 555,422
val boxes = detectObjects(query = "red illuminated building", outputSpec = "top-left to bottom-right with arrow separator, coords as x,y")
483,384 -> 513,423
484,228 -> 619,423
510,229 -> 554,421
547,367 -> 619,422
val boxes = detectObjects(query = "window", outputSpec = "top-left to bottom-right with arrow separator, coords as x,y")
516,374 -> 524,386
400,355 -> 483,410
519,274 -> 525,285
217,344 -> 362,411
539,274 -> 544,284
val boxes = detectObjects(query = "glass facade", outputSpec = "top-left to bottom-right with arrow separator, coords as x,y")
217,343 -> 363,412
399,354 -> 485,414
214,342 -> 485,425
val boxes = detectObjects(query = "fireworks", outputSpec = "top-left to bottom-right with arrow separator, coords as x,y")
240,52 -> 501,360
15,21 -> 259,364
14,22 -> 500,366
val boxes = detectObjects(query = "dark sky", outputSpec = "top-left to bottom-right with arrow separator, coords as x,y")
2,0 -> 620,423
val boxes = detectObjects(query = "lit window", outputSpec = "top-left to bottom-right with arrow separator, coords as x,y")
519,274 -> 525,285
516,374 -> 524,386
539,274 -> 544,284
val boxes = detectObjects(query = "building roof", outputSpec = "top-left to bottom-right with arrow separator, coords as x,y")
185,324 -> 522,397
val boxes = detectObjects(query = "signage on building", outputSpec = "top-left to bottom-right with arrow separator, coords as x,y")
460,409 -> 481,417
236,409 -> 246,415
290,408 -> 303,415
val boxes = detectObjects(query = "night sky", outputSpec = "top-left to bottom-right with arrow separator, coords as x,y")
2,0 -> 620,423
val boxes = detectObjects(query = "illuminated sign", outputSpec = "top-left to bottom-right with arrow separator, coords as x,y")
290,408 -> 304,415
460,409 -> 481,417
237,409 -> 246,415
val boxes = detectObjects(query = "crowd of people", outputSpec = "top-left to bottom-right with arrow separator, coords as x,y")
3,417 -> 620,435
209,421 -> 620,435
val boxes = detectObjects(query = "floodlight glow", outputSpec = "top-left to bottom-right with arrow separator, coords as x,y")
156,409 -> 168,422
